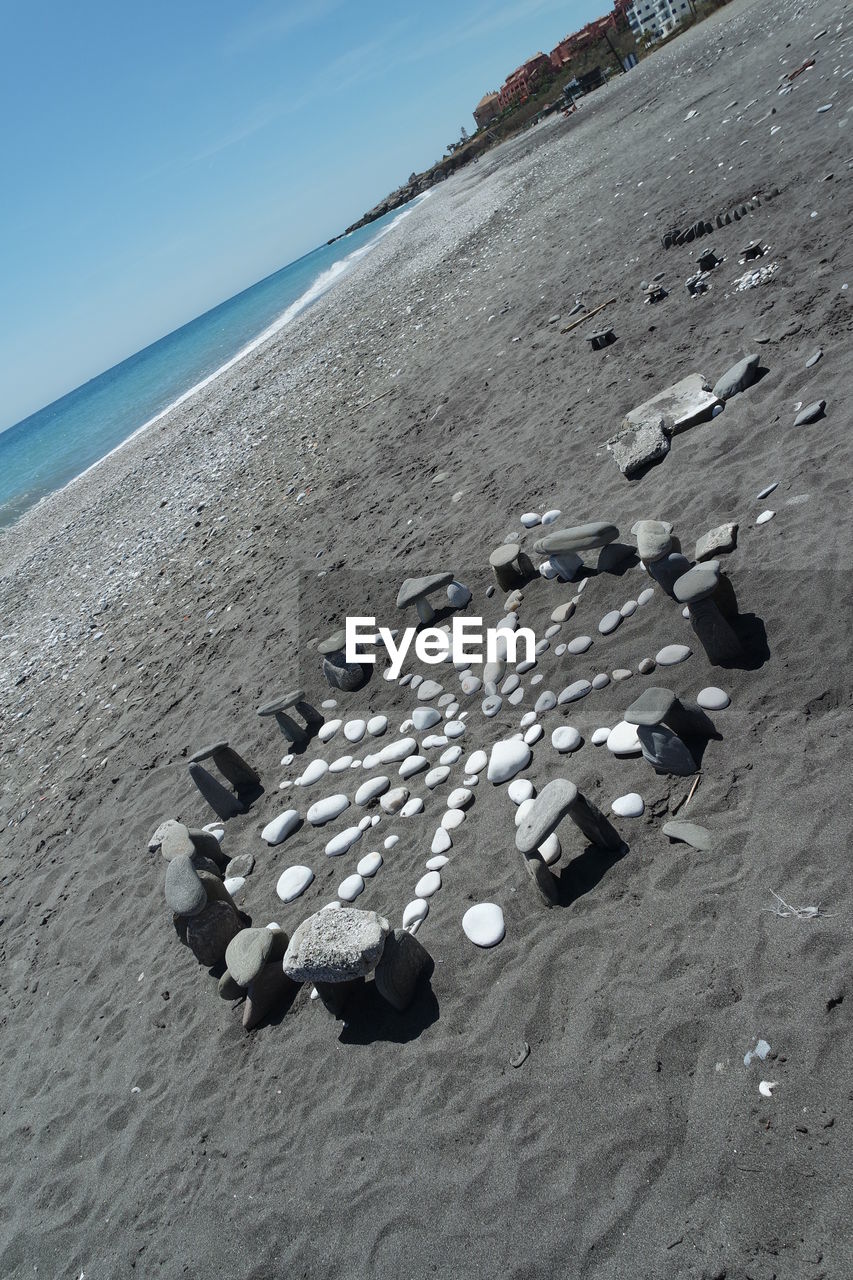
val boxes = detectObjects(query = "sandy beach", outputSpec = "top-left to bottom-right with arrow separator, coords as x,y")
1,0 -> 851,1275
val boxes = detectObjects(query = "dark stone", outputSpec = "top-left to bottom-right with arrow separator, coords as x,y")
712,353 -> 759,401
636,724 -> 697,776
184,900 -> 242,967
647,551 -> 691,597
521,850 -> 559,905
225,853 -> 255,879
322,655 -> 370,692
188,828 -> 228,868
794,400 -> 826,425
218,971 -> 244,1000
625,687 -> 680,727
314,977 -> 364,1018
374,929 -> 433,1011
243,963 -> 301,1031
674,565 -> 720,604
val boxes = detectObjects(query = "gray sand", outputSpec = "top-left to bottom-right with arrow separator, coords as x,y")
1,0 -> 851,1276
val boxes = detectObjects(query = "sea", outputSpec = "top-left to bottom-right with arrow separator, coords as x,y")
0,197 -> 424,529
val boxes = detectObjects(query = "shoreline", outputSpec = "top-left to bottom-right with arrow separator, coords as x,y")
1,1 -> 851,1275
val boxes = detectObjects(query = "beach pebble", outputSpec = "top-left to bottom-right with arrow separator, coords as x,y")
448,787 -> 473,810
462,903 -> 505,948
662,820 -> 711,850
403,898 -> 429,932
447,581 -> 472,608
276,864 -> 315,902
329,754 -> 353,773
606,721 -> 642,755
325,826 -> 363,857
413,706 -> 441,731
425,765 -> 450,789
756,510 -> 775,525
383,834 -> 399,850
539,834 -> 561,865
357,851 -> 383,877
422,734 -> 448,750
431,827 -> 452,854
426,854 -> 449,871
756,482 -> 778,500
520,512 -> 541,528
508,687 -> 525,705
507,779 -> 534,805
344,719 -> 366,743
656,644 -> 692,666
380,787 -> 409,814
552,726 -> 582,753
551,601 -> 576,623
501,673 -> 520,695
400,797 -> 424,817
637,588 -> 655,606
599,610 -> 622,635
591,727 -> 610,746
445,720 -> 466,738
321,699 -> 337,710
225,853 -> 254,879
487,739 -> 532,783
795,399 -> 826,425
638,658 -> 656,674
319,719 -> 341,742
558,680 -> 592,704
442,808 -> 465,830
399,755 -> 429,779
482,695 -> 503,717
440,745 -> 463,766
568,635 -> 593,654
338,874 -> 365,902
354,776 -> 390,806
415,871 -> 442,898
611,792 -> 644,817
296,759 -> 329,787
620,600 -> 638,618
367,715 -> 388,736
542,509 -> 561,524
466,749 -> 487,774
534,690 -> 557,714
697,686 -> 731,710
524,723 -> 543,745
261,809 -> 301,845
592,673 -> 610,690
612,668 -> 632,682
417,679 -> 444,701
307,793 -> 350,825
515,798 -> 535,827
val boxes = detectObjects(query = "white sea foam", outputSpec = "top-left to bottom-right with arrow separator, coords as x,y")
66,195 -> 427,492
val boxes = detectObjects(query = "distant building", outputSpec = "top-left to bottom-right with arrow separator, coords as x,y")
549,3 -> 633,70
474,91 -> 501,129
626,0 -> 692,41
497,52 -> 552,110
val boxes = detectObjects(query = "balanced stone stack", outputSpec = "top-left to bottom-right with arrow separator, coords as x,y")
188,741 -> 261,819
396,573 -> 456,625
514,779 -> 622,904
319,629 -> 369,692
673,562 -> 744,665
221,926 -> 298,1031
533,522 -> 622,579
623,687 -> 716,776
257,688 -> 323,749
165,852 -> 243,966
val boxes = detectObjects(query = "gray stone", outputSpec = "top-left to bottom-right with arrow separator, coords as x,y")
165,854 -> 207,917
482,695 -> 503,717
155,820 -> 195,860
558,680 -> 592,704
712,354 -> 759,401
534,690 -> 557,715
225,927 -> 288,987
794,400 -> 825,426
322,655 -> 367,692
647,552 -> 691,597
805,349 -> 822,369
623,373 -> 720,435
516,778 -> 621,853
243,963 -> 300,1031
521,849 -> 560,905
638,658 -> 656,674
282,908 -> 389,983
636,724 -> 697,776
183,900 -> 242,967
607,418 -> 670,477
396,573 -> 455,611
225,853 -> 255,879
624,687 -> 680,726
632,519 -> 673,563
695,523 -> 738,561
598,610 -> 622,635
662,821 -> 712,850
374,929 -> 432,1011
534,523 -> 618,554
674,564 -> 720,604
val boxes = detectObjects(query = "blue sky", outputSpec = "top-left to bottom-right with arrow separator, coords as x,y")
0,0 -> 604,429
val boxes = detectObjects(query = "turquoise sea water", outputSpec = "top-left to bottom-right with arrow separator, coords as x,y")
0,199 -> 421,528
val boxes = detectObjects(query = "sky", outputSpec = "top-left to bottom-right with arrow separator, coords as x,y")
0,0 -> 606,430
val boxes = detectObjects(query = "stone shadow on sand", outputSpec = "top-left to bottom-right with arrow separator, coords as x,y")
337,976 -> 440,1044
556,841 -> 630,908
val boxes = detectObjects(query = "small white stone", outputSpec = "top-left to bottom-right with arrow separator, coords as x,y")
417,679 -> 444,701
403,898 -> 429,931
367,715 -> 388,736
426,854 -> 449,871
637,588 -> 655,606
440,745 -> 463,766
261,809 -> 300,845
698,686 -> 731,710
380,786 -> 409,813
552,726 -> 582,753
606,721 -> 642,755
519,711 -> 537,729
591,727 -> 610,746
462,902 -> 505,947
354,776 -> 390,806
383,834 -> 399,850
515,798 -> 535,827
415,870 -> 442,897
344,719 -> 366,743
447,787 -> 473,809
378,736 -> 417,764
276,864 -> 314,902
756,509 -> 775,525
445,720 -> 466,739
620,600 -> 638,617
431,827 -> 452,854
325,826 -> 363,857
464,775 -> 478,787
507,778 -> 534,805
338,873 -> 365,902
357,851 -> 383,877
321,698 -> 337,709
592,673 -> 610,689
425,765 -> 450,789
442,808 -> 465,830
401,797 -> 424,817
307,793 -> 350,825
539,834 -> 561,865
318,719 -> 341,742
295,759 -> 329,787
399,755 -> 429,779
421,734 -> 448,750
487,738 -> 532,783
568,635 -> 593,654
599,610 -> 622,635
611,792 -> 644,817
542,508 -> 561,524
466,749 -> 487,774
656,644 -> 692,665
520,511 -> 541,528
223,875 -> 245,896
413,706 -> 441,731
329,754 -> 353,773
524,723 -> 543,744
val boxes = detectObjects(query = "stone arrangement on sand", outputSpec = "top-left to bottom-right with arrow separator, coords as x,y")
148,475 -> 774,1034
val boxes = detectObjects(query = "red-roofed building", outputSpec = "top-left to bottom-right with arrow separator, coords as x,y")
497,52 -> 552,110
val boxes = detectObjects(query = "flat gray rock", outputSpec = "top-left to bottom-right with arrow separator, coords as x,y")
225,927 -> 287,987
662,820 -> 712,850
225,853 -> 255,879
516,779 -> 578,853
625,687 -> 679,726
632,519 -> 673,563
712,354 -> 759,401
695,523 -> 738,561
165,854 -> 207,917
674,565 -> 720,604
794,400 -> 825,426
396,573 -> 455,608
282,908 -> 389,983
534,522 -> 618,554
624,373 -> 719,435
607,416 -> 670,476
